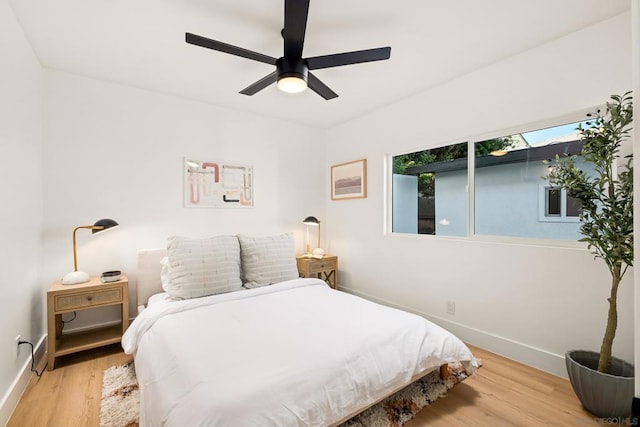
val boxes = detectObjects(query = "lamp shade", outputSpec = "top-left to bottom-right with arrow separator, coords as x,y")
302,216 -> 323,257
303,216 -> 320,226
92,218 -> 119,234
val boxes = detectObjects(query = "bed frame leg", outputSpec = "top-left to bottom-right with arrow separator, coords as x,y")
440,364 -> 449,380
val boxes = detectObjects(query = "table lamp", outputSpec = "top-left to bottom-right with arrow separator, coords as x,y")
62,218 -> 119,285
303,216 -> 324,258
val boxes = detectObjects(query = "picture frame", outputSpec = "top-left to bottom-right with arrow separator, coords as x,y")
331,159 -> 367,200
184,158 -> 253,208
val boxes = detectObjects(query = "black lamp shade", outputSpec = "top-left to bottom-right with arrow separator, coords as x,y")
92,218 -> 119,234
303,216 -> 320,225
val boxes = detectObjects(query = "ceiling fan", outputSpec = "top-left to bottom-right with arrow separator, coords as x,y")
185,0 -> 391,100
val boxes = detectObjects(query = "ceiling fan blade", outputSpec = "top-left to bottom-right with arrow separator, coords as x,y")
307,72 -> 338,100
283,0 -> 310,58
186,32 -> 277,65
239,71 -> 278,96
306,47 -> 391,70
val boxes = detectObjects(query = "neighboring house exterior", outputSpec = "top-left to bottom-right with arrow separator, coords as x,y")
395,140 -> 588,240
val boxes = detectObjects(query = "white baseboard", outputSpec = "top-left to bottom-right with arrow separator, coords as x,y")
0,335 -> 47,427
340,286 -> 568,379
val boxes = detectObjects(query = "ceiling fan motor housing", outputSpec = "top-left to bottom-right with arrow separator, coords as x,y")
276,57 -> 308,83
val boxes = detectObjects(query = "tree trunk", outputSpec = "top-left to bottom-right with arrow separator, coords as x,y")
598,265 -> 621,373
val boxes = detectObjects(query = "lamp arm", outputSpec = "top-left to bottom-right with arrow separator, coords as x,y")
71,225 -> 104,271
317,222 -> 321,250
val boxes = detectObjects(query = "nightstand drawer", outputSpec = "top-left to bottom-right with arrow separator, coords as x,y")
55,288 -> 122,311
307,258 -> 337,274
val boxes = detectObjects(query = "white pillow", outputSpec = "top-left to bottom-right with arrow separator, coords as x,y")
165,235 -> 243,299
238,232 -> 299,288
160,256 -> 170,291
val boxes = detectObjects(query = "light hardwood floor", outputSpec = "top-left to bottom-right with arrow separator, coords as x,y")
8,344 -> 601,426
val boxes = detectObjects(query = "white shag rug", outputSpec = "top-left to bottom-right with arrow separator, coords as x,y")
100,361 -> 475,427
100,362 -> 139,427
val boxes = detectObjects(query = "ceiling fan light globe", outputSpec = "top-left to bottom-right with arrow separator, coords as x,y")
277,76 -> 307,93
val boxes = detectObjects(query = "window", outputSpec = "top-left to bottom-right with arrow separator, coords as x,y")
546,188 -> 561,216
390,117 -> 591,241
566,194 -> 582,217
392,142 -> 467,236
540,186 -> 581,221
474,120 -> 589,240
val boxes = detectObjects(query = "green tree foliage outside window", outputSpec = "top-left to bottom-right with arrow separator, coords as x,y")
393,138 -> 514,197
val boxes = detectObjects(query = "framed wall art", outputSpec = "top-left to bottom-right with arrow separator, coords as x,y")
331,159 -> 367,200
184,158 -> 253,208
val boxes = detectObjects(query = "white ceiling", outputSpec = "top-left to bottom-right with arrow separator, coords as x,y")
9,0 -> 630,129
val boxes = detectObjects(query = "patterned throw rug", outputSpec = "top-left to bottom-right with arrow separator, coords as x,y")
100,362 -> 474,427
100,363 -> 139,427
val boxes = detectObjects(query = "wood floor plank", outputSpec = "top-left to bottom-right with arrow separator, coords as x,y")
8,343 -> 599,426
407,345 -> 600,427
7,344 -> 131,427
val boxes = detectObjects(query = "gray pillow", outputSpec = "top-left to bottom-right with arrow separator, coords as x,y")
166,235 -> 243,299
238,233 -> 299,288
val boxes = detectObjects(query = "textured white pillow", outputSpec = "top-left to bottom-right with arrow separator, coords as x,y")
238,232 -> 299,288
166,235 -> 243,299
160,256 -> 170,291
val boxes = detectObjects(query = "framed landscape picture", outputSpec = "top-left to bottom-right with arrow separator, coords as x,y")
331,159 -> 367,200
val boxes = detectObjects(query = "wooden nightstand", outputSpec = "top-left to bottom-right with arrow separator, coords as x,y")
46,275 -> 129,370
296,255 -> 338,289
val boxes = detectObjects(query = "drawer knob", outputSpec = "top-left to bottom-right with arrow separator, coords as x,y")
87,296 -> 92,301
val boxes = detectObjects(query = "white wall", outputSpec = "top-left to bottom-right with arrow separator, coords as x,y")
325,12 -> 633,377
42,70 -> 326,326
0,0 -> 43,423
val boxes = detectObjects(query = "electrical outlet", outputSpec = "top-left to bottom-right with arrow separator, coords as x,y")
446,301 -> 456,315
15,335 -> 21,357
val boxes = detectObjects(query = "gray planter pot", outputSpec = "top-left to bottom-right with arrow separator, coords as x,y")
565,350 -> 634,418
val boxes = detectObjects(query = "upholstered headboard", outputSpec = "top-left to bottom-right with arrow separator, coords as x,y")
136,248 -> 166,310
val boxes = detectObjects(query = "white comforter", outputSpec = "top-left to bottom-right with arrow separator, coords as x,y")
122,278 -> 477,426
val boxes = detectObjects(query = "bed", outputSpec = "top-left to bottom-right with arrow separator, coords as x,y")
122,234 -> 478,426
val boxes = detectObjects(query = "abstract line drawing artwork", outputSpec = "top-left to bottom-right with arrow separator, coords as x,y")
184,158 -> 253,208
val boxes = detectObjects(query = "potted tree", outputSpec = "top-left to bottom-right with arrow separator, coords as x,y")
547,92 -> 634,418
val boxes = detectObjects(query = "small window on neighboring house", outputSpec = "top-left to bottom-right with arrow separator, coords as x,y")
566,194 -> 582,217
539,186 -> 581,222
546,188 -> 561,216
